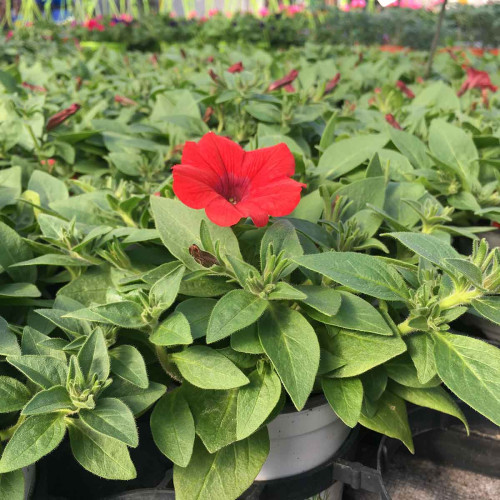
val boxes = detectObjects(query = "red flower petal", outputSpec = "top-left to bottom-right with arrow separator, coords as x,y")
172,133 -> 305,227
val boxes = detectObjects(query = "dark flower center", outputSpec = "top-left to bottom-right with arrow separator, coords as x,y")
216,173 -> 250,205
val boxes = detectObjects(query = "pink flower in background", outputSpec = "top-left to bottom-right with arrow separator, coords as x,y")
84,18 -> 105,31
339,3 -> 350,11
350,0 -> 366,9
208,9 -> 219,17
288,5 -> 305,15
169,11 -> 176,18
258,7 -> 270,17
6,31 -> 13,40
187,10 -> 197,19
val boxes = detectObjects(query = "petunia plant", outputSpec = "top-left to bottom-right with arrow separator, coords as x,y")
0,30 -> 499,500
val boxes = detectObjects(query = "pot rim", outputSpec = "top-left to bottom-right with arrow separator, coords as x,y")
280,392 -> 328,414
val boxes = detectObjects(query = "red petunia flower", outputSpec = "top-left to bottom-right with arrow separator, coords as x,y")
396,80 -> 415,99
46,104 -> 81,131
268,69 -> 299,92
385,114 -> 403,130
457,66 -> 498,97
228,61 -> 244,73
172,133 -> 305,227
114,95 -> 138,106
22,82 -> 47,93
324,73 -> 341,96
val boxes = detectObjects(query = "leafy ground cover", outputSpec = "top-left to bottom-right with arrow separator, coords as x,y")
0,32 -> 499,500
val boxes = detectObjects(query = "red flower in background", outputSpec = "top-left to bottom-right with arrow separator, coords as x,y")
457,66 -> 498,96
46,104 -> 81,131
22,82 -> 47,93
268,69 -> 299,92
228,62 -> 244,73
324,73 -> 341,96
385,114 -> 403,130
83,18 -> 105,31
396,80 -> 415,99
172,133 -> 305,227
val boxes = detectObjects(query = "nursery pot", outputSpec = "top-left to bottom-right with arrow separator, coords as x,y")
23,465 -> 36,499
254,394 -> 350,500
477,229 -> 500,249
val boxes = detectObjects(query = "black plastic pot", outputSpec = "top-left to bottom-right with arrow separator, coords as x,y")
32,412 -> 172,500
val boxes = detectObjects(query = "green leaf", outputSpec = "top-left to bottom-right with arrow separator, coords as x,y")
322,377 -> 363,428
429,120 -> 478,191
433,332 -> 500,426
172,346 -> 249,390
236,368 -> 282,440
384,354 -> 441,388
389,128 -> 432,170
444,258 -> 483,287
305,291 -> 393,336
80,398 -> 138,447
0,414 -> 66,473
69,301 -> 146,329
0,318 -> 20,357
258,305 -> 320,410
68,419 -> 136,480
174,430 -> 269,500
359,391 -> 414,453
151,312 -> 193,346
260,219 -> 303,277
28,170 -> 68,209
149,264 -> 185,310
405,333 -> 437,384
175,298 -> 216,339
387,232 -> 461,267
472,296 -> 500,326
230,324 -> 264,354
390,382 -> 468,432
22,386 -> 73,415
295,286 -> 341,316
361,366 -> 388,402
0,469 -> 24,500
151,389 -> 195,467
7,355 -> 68,389
11,254 -> 92,268
151,197 -> 241,271
328,329 -> 407,377
184,386 -> 239,453
0,283 -> 40,298
77,329 -> 110,382
266,282 -> 307,301
0,221 -> 36,284
110,345 -> 148,388
0,377 -> 31,413
295,252 -> 408,301
317,134 -> 388,178
207,290 -> 268,343
102,379 -> 166,416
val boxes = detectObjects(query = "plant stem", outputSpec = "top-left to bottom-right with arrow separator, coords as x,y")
155,345 -> 182,382
397,317 -> 415,336
425,0 -> 448,78
439,288 -> 482,310
0,416 -> 25,441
